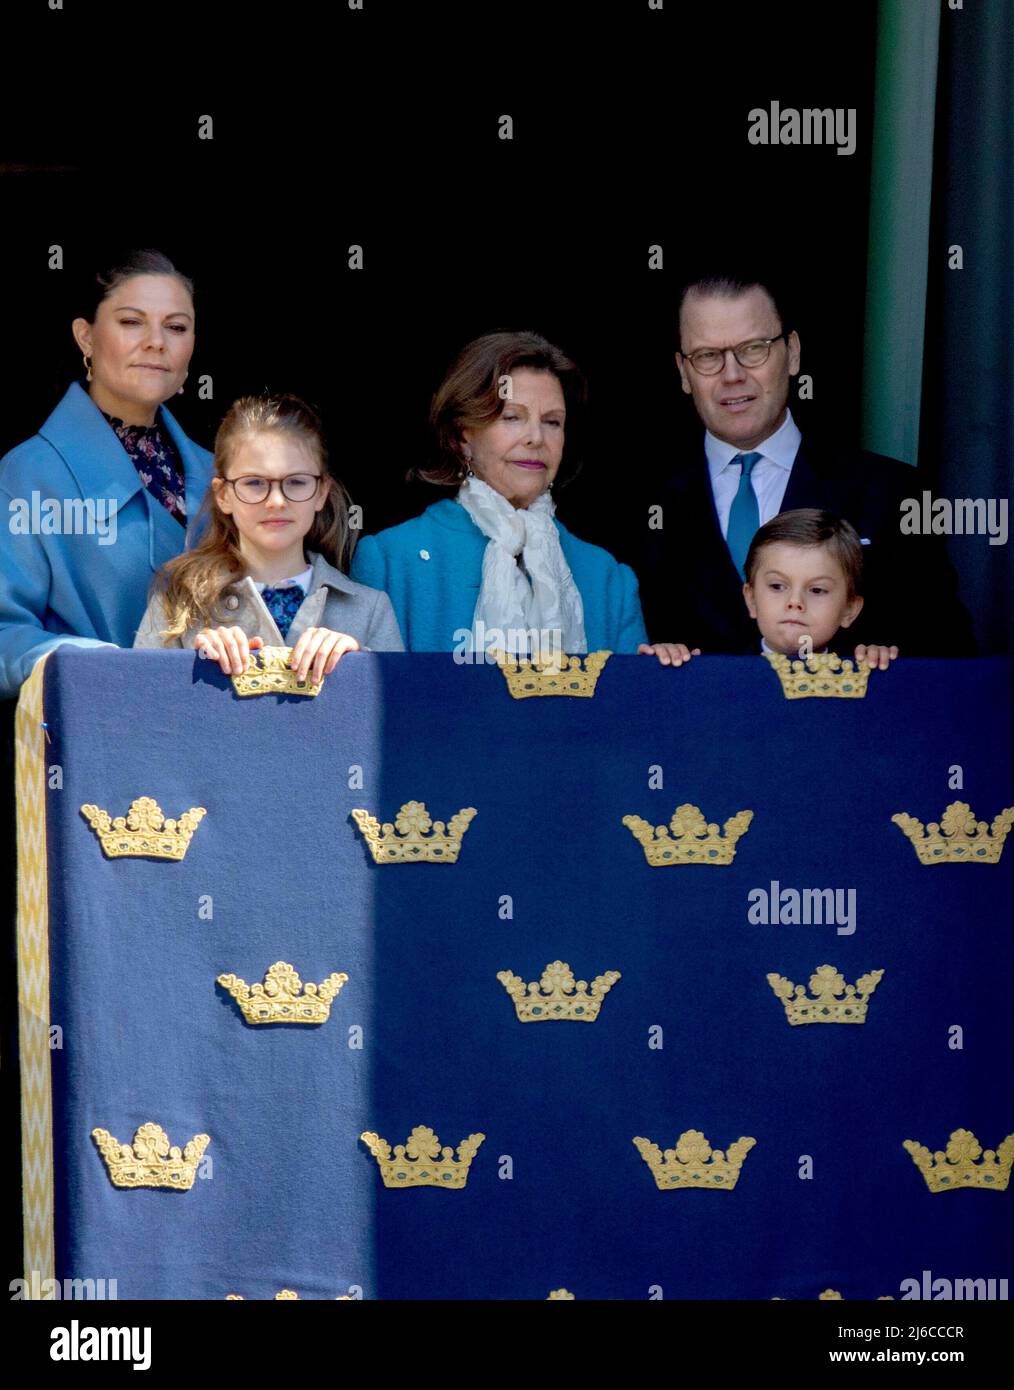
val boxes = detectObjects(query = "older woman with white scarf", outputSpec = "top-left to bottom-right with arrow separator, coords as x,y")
350,330 -> 695,665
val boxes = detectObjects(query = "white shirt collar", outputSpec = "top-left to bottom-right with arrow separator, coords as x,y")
760,635 -> 829,657
705,409 -> 801,482
253,564 -> 313,593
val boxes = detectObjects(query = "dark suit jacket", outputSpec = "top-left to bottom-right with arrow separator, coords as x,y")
628,436 -> 975,655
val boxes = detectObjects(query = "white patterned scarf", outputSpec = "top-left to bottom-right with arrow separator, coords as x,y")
456,475 -> 587,657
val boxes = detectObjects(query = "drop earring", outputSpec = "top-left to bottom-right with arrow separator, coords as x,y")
82,354 -> 93,382
177,371 -> 188,396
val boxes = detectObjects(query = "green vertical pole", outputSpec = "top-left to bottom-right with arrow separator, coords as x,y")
862,0 -> 941,465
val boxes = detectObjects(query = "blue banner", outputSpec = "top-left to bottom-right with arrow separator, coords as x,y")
16,650 -> 1014,1300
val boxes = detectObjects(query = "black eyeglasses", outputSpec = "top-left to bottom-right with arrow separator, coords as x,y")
681,334 -> 789,375
221,474 -> 322,503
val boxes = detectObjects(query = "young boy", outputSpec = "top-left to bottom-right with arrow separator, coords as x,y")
742,509 -> 898,669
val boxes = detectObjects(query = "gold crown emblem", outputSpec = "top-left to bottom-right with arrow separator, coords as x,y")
80,797 -> 207,861
351,801 -> 477,863
891,801 -> 1014,864
623,804 -> 753,866
91,1122 -> 210,1190
492,649 -> 611,698
226,1292 -> 354,1300
497,961 -> 620,1022
633,1129 -> 756,1190
763,650 -> 871,699
767,965 -> 884,1025
360,1125 -> 485,1188
547,1289 -> 576,1299
217,961 -> 349,1024
903,1129 -> 1014,1192
772,1291 -> 894,1301
230,645 -> 324,698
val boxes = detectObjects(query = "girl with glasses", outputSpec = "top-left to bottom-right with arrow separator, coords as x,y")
135,394 -> 403,679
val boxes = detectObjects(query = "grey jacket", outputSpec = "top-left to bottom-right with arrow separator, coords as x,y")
134,550 -> 405,651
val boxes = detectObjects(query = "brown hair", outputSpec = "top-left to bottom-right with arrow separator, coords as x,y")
151,394 -> 352,642
418,330 -> 589,487
744,508 -> 864,598
80,248 -> 195,322
677,270 -> 794,343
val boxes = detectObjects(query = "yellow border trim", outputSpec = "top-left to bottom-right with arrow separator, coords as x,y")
16,655 -> 54,1292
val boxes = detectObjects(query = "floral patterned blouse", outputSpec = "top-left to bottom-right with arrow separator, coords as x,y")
101,409 -> 187,525
258,584 -> 307,640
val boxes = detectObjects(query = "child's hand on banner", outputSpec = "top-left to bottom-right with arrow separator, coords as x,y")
193,628 -> 264,675
289,627 -> 361,683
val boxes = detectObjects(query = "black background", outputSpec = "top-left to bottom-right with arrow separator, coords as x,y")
2,0 -> 878,555
0,0 -> 884,1301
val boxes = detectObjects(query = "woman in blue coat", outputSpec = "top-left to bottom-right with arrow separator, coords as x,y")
350,330 -> 694,665
0,249 -> 214,698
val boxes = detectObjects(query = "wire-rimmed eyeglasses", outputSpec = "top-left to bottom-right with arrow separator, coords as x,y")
220,474 -> 322,503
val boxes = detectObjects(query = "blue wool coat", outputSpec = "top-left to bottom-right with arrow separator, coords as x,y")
0,382 -> 214,698
349,497 -> 648,653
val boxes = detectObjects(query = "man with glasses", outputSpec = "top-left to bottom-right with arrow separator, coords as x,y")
629,272 -> 974,656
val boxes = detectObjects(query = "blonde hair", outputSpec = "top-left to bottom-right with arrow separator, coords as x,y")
153,394 -> 352,642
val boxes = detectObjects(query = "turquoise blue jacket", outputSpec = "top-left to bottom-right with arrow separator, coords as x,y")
349,498 -> 648,652
0,382 -> 214,698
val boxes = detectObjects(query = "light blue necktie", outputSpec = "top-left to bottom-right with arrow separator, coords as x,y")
726,451 -> 762,579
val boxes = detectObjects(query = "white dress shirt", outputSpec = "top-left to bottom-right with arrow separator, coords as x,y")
705,410 -> 802,538
760,636 -> 829,656
253,564 -> 313,595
